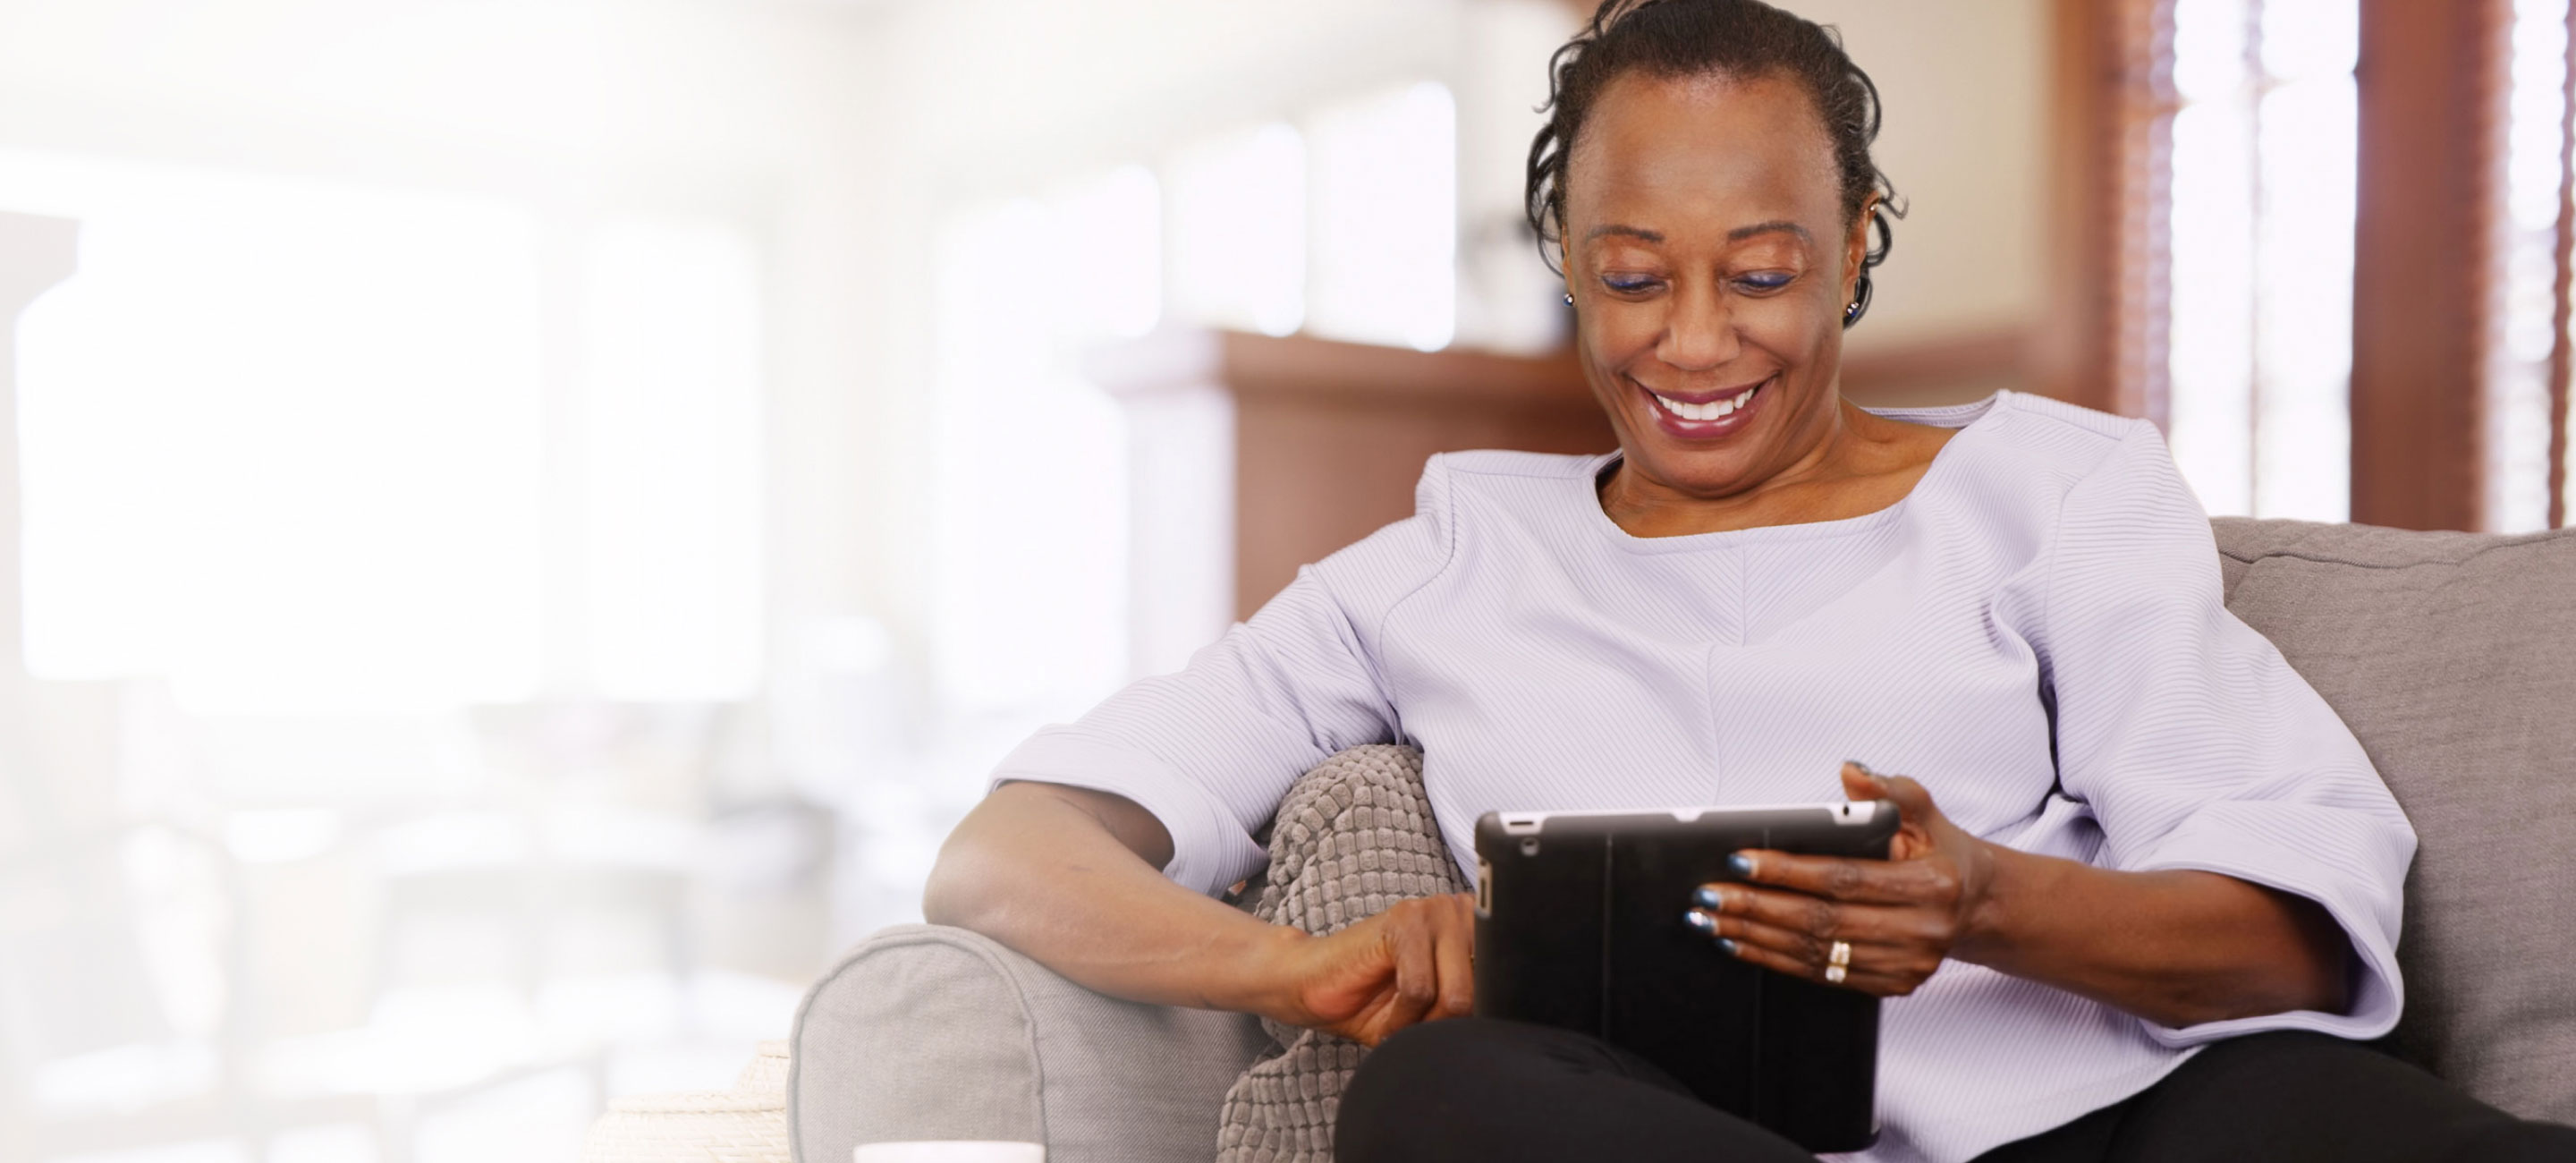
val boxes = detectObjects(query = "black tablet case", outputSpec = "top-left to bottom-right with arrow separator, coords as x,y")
1471,803 -> 1900,1153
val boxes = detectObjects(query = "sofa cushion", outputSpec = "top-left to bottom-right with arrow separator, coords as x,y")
790,923 -> 1270,1163
1218,744 -> 1465,1163
2211,517 -> 2576,1124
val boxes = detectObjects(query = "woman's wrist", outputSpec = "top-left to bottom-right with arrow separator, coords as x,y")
1953,837 -> 2039,967
1212,921 -> 1315,1021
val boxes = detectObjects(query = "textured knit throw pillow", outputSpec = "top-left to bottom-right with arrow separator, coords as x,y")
1215,744 -> 1462,1163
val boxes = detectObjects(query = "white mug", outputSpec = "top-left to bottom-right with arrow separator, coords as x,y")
852,1143 -> 1043,1163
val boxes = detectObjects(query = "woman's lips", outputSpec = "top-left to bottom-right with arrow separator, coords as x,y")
1637,375 -> 1769,439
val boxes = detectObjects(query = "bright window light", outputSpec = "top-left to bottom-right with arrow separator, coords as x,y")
928,175 -> 1143,714
2494,0 -> 2570,531
1049,164 -> 1162,341
1168,123 -> 1306,337
9,154 -> 547,711
580,216 -> 766,700
4,151 -> 767,710
1307,81 -> 1459,352
2166,0 -> 2357,521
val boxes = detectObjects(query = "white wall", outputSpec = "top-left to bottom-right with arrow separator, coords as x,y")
1783,0 -> 2051,367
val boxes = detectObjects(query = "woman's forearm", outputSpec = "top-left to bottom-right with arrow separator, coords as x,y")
1958,845 -> 2350,1028
922,781 -> 1307,1015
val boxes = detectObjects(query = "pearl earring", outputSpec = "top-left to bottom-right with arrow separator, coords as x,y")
1563,293 -> 1575,306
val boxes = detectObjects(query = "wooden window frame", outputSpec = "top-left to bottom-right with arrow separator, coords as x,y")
2056,0 -> 2576,531
2348,0 -> 2504,531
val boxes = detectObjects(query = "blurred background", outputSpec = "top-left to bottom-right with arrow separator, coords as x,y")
0,0 -> 2568,1160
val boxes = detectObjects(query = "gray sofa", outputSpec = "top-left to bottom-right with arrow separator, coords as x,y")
790,518 -> 2576,1162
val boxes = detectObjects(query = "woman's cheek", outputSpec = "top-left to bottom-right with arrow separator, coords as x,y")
1583,301 -> 1663,366
1734,293 -> 1826,352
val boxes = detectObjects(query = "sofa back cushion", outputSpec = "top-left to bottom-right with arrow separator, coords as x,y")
2212,517 -> 2576,1123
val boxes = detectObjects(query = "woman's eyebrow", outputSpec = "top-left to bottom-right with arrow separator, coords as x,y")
1728,220 -> 1812,244
1580,221 -> 1813,244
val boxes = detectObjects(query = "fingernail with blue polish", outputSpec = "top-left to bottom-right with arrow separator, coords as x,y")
1726,853 -> 1754,877
1716,938 -> 1741,956
1845,759 -> 1874,774
1693,886 -> 1723,909
1683,910 -> 1714,932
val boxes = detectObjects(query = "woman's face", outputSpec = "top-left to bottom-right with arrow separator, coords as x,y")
1563,70 -> 1868,499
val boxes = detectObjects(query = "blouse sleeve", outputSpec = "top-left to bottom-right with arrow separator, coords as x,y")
985,465 -> 1453,896
2023,421 -> 2416,1045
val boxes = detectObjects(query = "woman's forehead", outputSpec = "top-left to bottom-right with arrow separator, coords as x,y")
1565,70 -> 1842,237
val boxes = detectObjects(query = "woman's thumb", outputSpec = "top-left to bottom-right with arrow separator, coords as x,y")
1840,760 -> 1932,824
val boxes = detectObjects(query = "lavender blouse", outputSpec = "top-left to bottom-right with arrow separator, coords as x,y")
989,390 -> 2413,1162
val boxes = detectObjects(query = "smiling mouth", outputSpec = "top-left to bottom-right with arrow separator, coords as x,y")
1640,377 -> 1769,422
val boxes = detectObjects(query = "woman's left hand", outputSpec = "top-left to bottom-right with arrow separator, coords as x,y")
1685,762 -> 1999,997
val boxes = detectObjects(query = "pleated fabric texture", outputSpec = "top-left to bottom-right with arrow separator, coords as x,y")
1216,744 -> 1462,1163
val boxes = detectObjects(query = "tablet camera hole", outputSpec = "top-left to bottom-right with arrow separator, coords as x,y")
1518,836 -> 1540,856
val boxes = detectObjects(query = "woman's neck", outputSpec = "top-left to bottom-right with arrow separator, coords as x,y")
1598,400 -> 1956,538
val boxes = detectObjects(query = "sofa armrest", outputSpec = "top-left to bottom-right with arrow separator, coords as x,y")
790,923 -> 1273,1163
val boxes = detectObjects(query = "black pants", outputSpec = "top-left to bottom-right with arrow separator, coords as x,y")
1336,1018 -> 2576,1162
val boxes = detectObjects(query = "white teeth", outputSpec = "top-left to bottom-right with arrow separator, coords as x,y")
1654,383 -> 1758,421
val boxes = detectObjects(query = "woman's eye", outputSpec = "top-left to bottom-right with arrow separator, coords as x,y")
1737,272 -> 1794,292
1602,276 -> 1659,293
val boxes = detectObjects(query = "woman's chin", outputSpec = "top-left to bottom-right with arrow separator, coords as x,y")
1622,439 -> 1775,499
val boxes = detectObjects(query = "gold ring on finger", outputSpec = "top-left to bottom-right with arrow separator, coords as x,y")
1825,964 -> 1847,984
1828,940 -> 1852,968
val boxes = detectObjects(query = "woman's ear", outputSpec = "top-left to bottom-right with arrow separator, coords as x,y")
1843,198 -> 1877,304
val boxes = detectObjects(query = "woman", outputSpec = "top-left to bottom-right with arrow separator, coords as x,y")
924,2 -> 2576,1159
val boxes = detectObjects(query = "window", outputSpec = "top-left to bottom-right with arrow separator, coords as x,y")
2085,0 -> 2576,531
0,150 -> 782,1163
13,159 -> 550,710
1167,125 -> 1306,337
1306,81 -> 1461,352
2493,0 -> 2572,531
6,151 -> 767,709
1163,82 -> 1462,351
2165,0 -> 2360,521
579,217 -> 767,700
928,169 -> 1157,714
927,81 -> 1467,714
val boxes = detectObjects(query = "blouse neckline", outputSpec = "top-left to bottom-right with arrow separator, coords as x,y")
1579,392 -> 2010,554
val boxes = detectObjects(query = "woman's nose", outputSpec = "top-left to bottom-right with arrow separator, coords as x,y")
1656,284 -> 1740,372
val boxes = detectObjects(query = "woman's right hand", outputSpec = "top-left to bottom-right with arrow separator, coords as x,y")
1257,892 -> 1479,1047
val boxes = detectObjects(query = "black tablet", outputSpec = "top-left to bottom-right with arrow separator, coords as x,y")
1471,802 -> 1901,1153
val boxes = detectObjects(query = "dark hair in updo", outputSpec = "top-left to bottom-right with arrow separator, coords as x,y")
1527,0 -> 1903,327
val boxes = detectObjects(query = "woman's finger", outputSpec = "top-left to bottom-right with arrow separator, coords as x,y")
1868,773 -> 1943,828
1838,761 -> 1885,806
1690,906 -> 1905,969
1699,883 -> 1945,947
1692,907 -> 1948,996
1710,928 -> 1909,995
1380,904 -> 1441,1033
1724,851 -> 1960,907
1430,894 -> 1477,1018
1837,760 -> 1942,821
